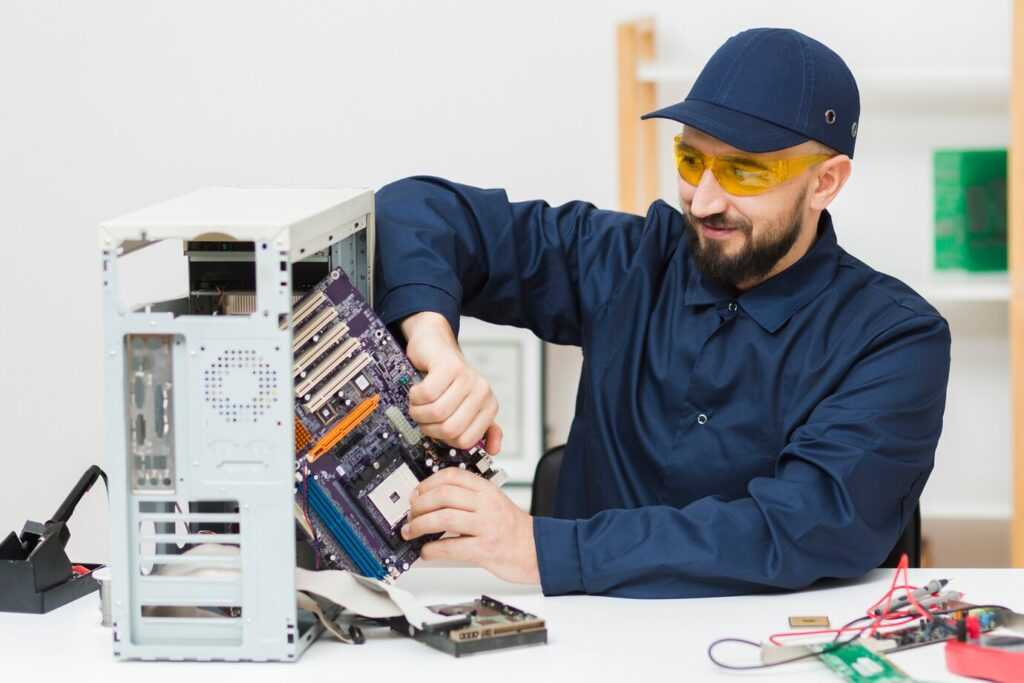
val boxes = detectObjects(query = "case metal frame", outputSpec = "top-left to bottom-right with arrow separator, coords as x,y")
100,187 -> 374,661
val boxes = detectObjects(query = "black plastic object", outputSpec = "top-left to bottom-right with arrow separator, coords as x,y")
528,445 -> 565,519
530,444 -> 922,568
0,465 -> 106,613
880,504 -> 922,569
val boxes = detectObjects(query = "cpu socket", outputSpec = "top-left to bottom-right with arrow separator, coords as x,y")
367,463 -> 419,529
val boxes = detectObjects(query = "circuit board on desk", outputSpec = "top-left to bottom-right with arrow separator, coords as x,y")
870,603 -> 1000,652
388,595 -> 548,657
292,268 -> 506,581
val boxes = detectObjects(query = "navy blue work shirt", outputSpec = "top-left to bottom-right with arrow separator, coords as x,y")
374,176 -> 951,599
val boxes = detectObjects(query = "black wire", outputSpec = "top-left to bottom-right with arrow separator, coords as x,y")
173,502 -> 194,535
707,615 -> 870,670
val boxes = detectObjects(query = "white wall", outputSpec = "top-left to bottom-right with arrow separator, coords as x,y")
0,0 -> 1011,564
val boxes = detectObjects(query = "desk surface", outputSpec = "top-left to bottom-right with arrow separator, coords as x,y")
2,567 -> 1021,681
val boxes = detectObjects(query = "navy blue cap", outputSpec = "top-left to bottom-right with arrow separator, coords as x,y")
642,28 -> 860,157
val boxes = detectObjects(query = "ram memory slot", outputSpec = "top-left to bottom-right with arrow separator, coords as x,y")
295,337 -> 361,398
287,290 -> 328,330
292,307 -> 338,352
308,394 -> 380,462
307,352 -> 372,413
293,323 -> 351,379
306,479 -> 387,580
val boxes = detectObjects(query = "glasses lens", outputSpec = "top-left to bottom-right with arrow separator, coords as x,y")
673,137 -> 832,197
715,158 -> 777,196
674,139 -> 705,186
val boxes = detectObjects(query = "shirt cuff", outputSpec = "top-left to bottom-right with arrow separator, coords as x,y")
375,283 -> 461,337
533,516 -> 585,595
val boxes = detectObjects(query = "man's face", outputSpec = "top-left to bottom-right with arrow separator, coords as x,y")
677,127 -> 820,288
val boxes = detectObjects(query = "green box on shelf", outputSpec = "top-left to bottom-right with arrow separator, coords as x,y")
934,148 -> 1007,272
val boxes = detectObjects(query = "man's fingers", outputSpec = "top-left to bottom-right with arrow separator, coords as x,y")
484,423 -> 503,455
408,362 -> 457,406
409,374 -> 470,424
419,537 -> 479,563
409,484 -> 479,519
401,508 -> 481,540
422,380 -> 491,448
458,398 -> 498,452
415,466 -> 490,496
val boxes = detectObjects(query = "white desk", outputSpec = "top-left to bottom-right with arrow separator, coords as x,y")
2,568 -> 1021,681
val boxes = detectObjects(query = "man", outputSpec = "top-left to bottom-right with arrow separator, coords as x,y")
373,28 -> 951,598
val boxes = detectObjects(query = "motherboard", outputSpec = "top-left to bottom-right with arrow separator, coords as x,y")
292,268 -> 506,581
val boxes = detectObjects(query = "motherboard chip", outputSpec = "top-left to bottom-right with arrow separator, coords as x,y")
367,463 -> 419,529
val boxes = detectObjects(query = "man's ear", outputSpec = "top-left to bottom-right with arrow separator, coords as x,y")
808,155 -> 852,211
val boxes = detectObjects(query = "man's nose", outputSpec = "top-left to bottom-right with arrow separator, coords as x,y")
689,169 -> 729,219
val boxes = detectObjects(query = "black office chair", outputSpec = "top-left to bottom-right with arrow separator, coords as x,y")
530,444 -> 921,568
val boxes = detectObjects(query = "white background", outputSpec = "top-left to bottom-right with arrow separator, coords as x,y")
0,0 -> 1012,563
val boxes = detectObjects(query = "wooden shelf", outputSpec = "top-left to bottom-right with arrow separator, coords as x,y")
922,503 -> 1013,521
915,272 -> 1010,303
1011,0 -> 1024,567
635,64 -> 1009,108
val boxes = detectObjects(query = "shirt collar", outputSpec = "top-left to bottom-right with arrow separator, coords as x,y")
684,210 -> 841,334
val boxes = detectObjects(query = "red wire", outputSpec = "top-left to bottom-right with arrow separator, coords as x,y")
768,615 -> 919,646
767,553 -> 943,647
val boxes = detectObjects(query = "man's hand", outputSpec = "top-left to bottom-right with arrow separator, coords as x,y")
401,467 -> 540,585
400,312 -> 503,454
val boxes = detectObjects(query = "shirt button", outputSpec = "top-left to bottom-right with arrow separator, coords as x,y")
727,301 -> 738,313
697,413 -> 708,425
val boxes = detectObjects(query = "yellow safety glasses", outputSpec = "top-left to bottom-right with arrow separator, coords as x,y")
673,134 -> 834,197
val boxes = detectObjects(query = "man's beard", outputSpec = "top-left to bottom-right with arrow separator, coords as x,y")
684,196 -> 806,288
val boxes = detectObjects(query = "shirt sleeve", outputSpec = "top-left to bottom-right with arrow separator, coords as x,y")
533,313 -> 951,598
373,176 -> 651,344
